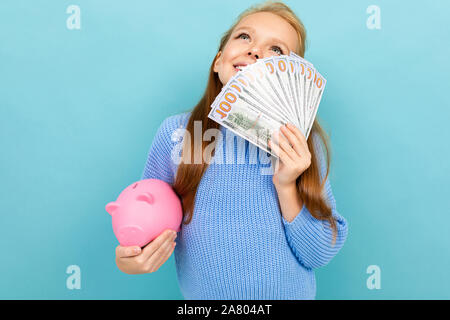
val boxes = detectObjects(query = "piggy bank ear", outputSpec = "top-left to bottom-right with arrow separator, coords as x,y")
136,192 -> 154,204
105,202 -> 120,216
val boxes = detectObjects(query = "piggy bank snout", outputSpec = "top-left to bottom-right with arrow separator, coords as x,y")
105,202 -> 120,216
117,225 -> 146,247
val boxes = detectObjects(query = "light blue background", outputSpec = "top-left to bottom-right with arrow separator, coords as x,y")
1,0 -> 449,299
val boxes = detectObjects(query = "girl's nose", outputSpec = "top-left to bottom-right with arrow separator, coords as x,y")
248,51 -> 259,59
247,44 -> 261,59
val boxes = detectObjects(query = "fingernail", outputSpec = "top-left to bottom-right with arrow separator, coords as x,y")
134,248 -> 141,254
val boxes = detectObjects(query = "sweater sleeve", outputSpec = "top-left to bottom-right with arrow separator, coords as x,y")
140,115 -> 186,185
281,133 -> 349,270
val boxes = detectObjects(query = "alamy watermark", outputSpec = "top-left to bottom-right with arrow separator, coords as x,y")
366,5 -> 381,30
169,121 -> 280,176
66,265 -> 81,290
366,265 -> 381,290
66,5 -> 81,30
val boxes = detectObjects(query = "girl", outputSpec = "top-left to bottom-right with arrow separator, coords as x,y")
115,1 -> 348,300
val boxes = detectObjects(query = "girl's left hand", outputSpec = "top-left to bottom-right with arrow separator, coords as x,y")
268,123 -> 311,188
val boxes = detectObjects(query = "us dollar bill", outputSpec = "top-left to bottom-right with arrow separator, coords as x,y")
207,85 -> 284,158
208,53 -> 325,156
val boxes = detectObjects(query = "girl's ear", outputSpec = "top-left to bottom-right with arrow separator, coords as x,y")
213,51 -> 222,73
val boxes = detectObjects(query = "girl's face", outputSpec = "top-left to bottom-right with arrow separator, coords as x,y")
213,12 -> 299,85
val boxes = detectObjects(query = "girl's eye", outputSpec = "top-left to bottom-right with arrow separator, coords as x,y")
237,33 -> 250,40
236,32 -> 283,55
271,46 -> 283,55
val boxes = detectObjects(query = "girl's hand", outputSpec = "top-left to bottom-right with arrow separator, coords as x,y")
268,123 -> 311,189
115,229 -> 177,274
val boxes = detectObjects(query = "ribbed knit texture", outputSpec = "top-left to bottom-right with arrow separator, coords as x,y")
141,112 -> 348,300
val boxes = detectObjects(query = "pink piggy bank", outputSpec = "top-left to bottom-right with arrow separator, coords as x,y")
105,179 -> 182,247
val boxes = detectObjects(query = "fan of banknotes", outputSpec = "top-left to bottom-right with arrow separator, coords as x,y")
208,52 -> 326,157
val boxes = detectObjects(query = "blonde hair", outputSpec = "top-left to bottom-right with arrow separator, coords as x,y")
227,1 -> 307,56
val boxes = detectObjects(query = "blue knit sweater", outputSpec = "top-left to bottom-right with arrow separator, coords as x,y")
141,112 -> 348,300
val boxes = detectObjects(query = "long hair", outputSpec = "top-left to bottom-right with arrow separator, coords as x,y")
172,1 -> 337,244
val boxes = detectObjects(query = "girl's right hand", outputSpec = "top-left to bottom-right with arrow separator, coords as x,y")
115,229 -> 177,274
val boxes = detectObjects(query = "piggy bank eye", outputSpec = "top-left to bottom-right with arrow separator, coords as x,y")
136,192 -> 154,204
132,183 -> 138,189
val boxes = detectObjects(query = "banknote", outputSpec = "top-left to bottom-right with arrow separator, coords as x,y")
209,52 -> 326,157
208,83 -> 284,157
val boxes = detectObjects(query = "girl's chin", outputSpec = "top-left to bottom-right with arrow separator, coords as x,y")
220,75 -> 231,85
218,70 -> 234,85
